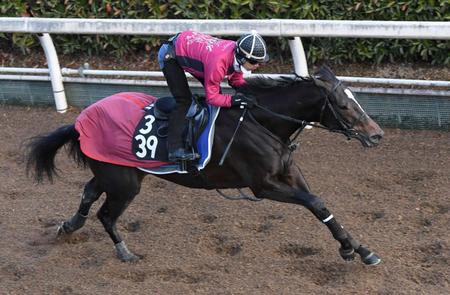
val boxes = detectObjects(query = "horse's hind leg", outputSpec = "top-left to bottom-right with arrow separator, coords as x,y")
86,160 -> 143,262
57,177 -> 103,235
97,189 -> 140,262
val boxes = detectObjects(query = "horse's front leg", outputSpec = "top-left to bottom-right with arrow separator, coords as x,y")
253,165 -> 381,265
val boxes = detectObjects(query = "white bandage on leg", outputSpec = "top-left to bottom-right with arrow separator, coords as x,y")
322,214 -> 334,223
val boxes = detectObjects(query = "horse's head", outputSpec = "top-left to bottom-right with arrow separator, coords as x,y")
312,66 -> 384,147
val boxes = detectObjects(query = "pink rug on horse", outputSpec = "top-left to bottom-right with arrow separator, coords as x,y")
75,92 -> 169,168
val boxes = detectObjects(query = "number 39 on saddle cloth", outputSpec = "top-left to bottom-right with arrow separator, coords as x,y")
74,92 -> 220,174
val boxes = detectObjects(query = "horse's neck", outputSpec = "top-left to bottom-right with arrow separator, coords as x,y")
255,84 -> 323,140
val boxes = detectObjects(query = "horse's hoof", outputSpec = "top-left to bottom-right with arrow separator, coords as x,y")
118,252 -> 141,263
339,247 -> 355,261
115,241 -> 141,262
56,223 -> 67,236
361,252 -> 381,265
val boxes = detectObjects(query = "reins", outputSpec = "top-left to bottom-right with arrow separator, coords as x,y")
215,76 -> 369,202
250,80 -> 368,143
219,108 -> 248,166
216,78 -> 369,201
250,103 -> 314,148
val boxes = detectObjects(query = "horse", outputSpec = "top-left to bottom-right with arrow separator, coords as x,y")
25,65 -> 384,265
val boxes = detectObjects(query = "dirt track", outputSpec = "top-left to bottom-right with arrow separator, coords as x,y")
1,105 -> 449,294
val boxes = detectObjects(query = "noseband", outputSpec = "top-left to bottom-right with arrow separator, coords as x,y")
318,81 -> 368,139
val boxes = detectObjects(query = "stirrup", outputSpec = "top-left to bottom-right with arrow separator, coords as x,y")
179,159 -> 198,172
168,148 -> 199,162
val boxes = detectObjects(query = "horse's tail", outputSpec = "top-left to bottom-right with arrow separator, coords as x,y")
25,124 -> 86,183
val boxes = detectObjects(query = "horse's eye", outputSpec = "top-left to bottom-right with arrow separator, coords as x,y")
338,104 -> 349,110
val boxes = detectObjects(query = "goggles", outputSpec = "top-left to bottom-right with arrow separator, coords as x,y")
247,59 -> 259,65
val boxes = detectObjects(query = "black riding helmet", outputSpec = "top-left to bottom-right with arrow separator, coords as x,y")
235,30 -> 269,65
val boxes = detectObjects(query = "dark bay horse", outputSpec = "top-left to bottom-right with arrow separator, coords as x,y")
26,66 -> 384,265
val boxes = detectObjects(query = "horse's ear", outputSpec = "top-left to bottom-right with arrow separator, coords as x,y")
314,64 -> 339,85
312,64 -> 323,77
312,75 -> 328,89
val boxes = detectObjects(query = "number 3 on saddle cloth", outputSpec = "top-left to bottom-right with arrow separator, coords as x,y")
133,96 -> 221,174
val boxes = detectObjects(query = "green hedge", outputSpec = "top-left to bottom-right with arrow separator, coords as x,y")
1,0 -> 449,65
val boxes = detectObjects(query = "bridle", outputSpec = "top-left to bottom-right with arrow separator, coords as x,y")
217,78 -> 369,201
252,79 -> 368,142
219,79 -> 369,165
317,80 -> 368,140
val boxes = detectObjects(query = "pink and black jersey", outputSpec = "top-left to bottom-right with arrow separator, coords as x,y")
174,31 -> 246,107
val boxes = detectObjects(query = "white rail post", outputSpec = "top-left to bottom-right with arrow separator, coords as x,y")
288,37 -> 313,128
38,33 -> 68,113
288,37 -> 309,77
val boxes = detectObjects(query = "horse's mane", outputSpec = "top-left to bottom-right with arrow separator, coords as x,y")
237,65 -> 339,96
238,75 -> 314,95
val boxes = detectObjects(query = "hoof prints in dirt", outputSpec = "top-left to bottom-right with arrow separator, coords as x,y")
58,232 -> 90,244
408,270 -> 449,287
2,190 -> 21,200
116,268 -> 208,284
199,213 -> 218,224
265,213 -> 285,221
119,270 -> 147,283
419,241 -> 449,266
202,234 -> 242,256
38,217 -> 61,228
394,170 -> 437,193
157,268 -> 206,284
256,214 -> 285,234
1,262 -> 35,281
289,261 -> 352,285
80,256 -> 106,269
256,221 -> 273,233
156,206 -> 168,213
357,210 -> 386,222
125,220 -> 141,232
279,242 -> 321,258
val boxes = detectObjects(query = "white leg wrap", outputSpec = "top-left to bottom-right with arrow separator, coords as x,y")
322,214 -> 334,223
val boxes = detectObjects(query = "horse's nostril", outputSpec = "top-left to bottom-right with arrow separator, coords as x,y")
370,134 -> 382,143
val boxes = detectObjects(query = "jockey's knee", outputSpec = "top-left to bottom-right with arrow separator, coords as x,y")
158,44 -> 176,69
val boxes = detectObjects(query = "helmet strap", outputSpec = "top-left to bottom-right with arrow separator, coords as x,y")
233,55 -> 243,72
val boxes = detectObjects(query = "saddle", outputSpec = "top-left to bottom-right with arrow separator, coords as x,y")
185,95 -> 210,151
132,95 -> 210,162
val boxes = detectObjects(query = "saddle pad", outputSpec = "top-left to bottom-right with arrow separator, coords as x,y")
75,91 -> 221,173
75,92 -> 169,168
138,104 -> 221,174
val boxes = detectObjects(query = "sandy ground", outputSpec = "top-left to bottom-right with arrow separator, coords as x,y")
0,105 -> 449,294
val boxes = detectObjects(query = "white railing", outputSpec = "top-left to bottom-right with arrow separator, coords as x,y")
2,18 -> 449,39
1,17 -> 449,112
2,67 -> 450,89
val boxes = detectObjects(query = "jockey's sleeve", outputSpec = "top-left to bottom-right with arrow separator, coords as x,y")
203,67 -> 233,107
227,71 -> 246,88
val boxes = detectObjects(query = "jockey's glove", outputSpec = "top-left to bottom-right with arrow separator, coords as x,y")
231,93 -> 256,109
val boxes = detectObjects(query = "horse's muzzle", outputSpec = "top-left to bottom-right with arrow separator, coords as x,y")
359,129 -> 384,147
369,132 -> 383,144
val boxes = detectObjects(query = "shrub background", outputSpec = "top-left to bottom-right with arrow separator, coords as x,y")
1,0 -> 449,65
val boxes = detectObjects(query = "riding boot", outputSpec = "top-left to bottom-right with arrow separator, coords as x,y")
167,100 -> 198,162
162,57 -> 199,162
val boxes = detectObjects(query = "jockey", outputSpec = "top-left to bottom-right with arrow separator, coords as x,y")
158,30 -> 269,162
